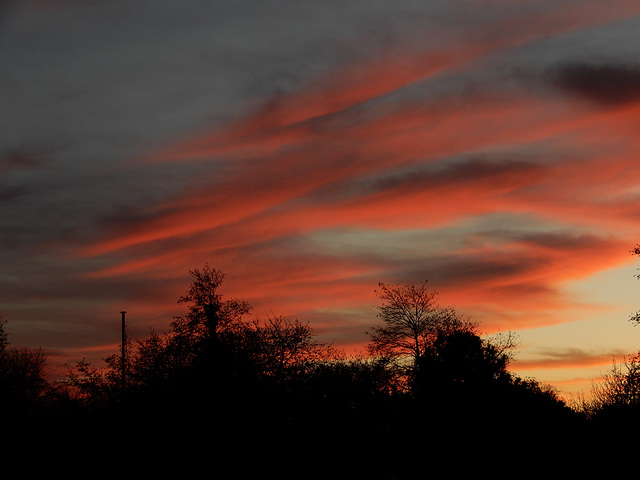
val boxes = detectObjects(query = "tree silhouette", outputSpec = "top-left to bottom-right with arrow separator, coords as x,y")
415,328 -> 511,390
0,317 -> 64,431
367,281 -> 477,388
576,245 -> 640,429
64,358 -> 118,408
575,354 -> 640,420
172,264 -> 252,354
1,346 -> 48,405
7,267 -> 605,476
0,317 -> 8,355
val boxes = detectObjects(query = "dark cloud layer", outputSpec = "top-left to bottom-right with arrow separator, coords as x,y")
365,156 -> 547,197
550,62 -> 640,105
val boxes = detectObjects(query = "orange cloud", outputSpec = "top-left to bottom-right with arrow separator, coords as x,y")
64,2 -> 640,389
81,99 -> 640,328
513,348 -> 627,371
86,83 -> 640,264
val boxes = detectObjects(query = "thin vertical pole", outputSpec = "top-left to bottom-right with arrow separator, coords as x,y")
120,311 -> 126,391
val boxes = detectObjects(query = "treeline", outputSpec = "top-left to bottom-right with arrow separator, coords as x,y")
1,265 -> 639,476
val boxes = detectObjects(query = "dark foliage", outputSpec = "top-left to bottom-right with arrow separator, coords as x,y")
3,270 -> 638,476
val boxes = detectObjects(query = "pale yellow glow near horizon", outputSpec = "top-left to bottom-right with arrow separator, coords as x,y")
511,260 -> 640,399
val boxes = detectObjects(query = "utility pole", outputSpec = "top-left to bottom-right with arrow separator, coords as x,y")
121,311 -> 127,391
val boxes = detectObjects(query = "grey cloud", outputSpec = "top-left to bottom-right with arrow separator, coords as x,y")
0,185 -> 27,203
1,146 -> 45,172
314,156 -> 549,205
514,231 -> 616,252
331,225 -> 621,294
372,157 -> 545,193
0,0 -> 451,248
549,62 -> 640,106
0,0 -> 449,148
397,253 -> 545,289
2,0 -> 639,378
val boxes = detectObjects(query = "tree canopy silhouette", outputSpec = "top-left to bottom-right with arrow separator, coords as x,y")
0,317 -> 52,413
9,260 -> 640,475
367,281 -> 481,387
11,267 -> 612,475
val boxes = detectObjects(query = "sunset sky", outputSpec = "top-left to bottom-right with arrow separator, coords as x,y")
3,0 -> 640,399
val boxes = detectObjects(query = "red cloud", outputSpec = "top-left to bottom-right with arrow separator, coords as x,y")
67,2 -> 640,392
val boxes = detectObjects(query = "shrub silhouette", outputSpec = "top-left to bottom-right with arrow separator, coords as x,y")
8,269 -> 624,475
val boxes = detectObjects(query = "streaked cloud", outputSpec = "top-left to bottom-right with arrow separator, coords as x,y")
550,62 -> 640,106
2,1 -> 640,393
514,347 -> 627,371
